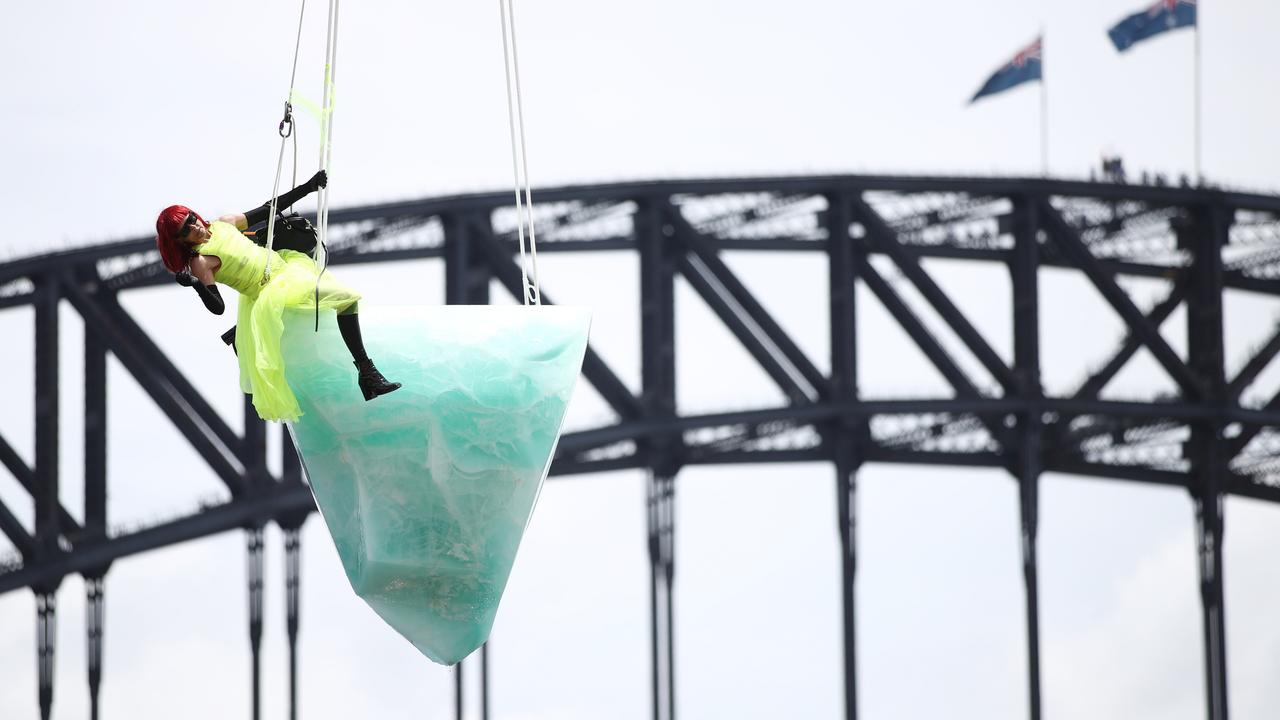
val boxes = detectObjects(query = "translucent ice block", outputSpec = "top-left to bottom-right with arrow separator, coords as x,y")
281,305 -> 591,665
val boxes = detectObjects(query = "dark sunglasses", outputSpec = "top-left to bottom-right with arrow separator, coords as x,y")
175,213 -> 198,241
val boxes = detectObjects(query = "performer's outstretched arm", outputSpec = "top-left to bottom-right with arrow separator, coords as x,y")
175,255 -> 225,315
241,170 -> 329,228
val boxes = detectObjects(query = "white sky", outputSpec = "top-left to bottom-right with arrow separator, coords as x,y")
2,1 -> 1280,718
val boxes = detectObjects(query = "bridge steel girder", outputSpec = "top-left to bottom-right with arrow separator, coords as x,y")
3,175 -> 1280,720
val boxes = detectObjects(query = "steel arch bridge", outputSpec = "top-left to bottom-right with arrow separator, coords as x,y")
3,174 -> 1280,720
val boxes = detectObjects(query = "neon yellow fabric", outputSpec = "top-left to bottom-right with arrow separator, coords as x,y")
195,221 -> 361,422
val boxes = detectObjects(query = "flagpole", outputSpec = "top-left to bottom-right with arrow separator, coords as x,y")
1040,32 -> 1048,176
1194,8 -> 1202,182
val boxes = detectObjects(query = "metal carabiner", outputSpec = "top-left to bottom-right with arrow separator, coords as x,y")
278,101 -> 294,138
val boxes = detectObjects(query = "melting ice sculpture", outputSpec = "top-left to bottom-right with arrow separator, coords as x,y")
281,305 -> 591,665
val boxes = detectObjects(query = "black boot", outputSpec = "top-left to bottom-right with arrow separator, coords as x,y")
355,358 -> 401,401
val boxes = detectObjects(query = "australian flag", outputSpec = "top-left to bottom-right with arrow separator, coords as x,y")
970,36 -> 1042,104
1109,0 -> 1197,52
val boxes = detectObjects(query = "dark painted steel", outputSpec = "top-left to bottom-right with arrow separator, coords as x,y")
0,503 -> 32,558
0,432 -> 35,496
455,661 -> 464,720
37,592 -> 55,720
827,193 -> 861,720
1010,197 -> 1044,720
1071,278 -> 1187,400
852,196 -> 1019,394
676,252 -> 812,402
33,275 -> 59,720
0,484 -> 316,595
89,282 -> 244,457
1182,207 -> 1231,720
85,323 -> 108,720
671,208 -> 831,398
1225,325 -> 1280,401
10,173 -> 1280,287
85,325 -> 108,544
248,528 -> 265,720
641,200 -> 678,720
34,275 -> 59,564
285,529 -> 301,720
0,431 -> 80,544
858,258 -> 981,397
86,576 -> 104,720
61,278 -> 249,495
244,400 -> 268,488
4,175 -> 1280,717
482,642 -> 490,720
445,213 -> 491,306
1041,202 -> 1206,398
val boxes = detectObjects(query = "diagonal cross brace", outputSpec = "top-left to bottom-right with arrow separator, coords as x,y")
93,292 -> 244,454
1227,324 -> 1280,402
0,482 -> 315,596
1226,391 -> 1280,459
1041,200 -> 1206,399
852,195 -> 1019,394
860,256 -> 983,399
665,204 -> 832,399
676,252 -> 815,403
60,277 -> 249,496
0,431 -> 82,543
0,498 -> 35,558
470,221 -> 645,421
1073,277 -> 1189,400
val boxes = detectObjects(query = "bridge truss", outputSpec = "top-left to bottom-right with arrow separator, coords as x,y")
2,174 -> 1280,720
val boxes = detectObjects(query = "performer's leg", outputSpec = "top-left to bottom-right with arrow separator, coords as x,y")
336,303 -> 367,361
335,303 -> 402,401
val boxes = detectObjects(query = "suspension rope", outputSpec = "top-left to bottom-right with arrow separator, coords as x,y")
263,0 -> 311,287
312,0 -> 340,329
499,0 -> 541,306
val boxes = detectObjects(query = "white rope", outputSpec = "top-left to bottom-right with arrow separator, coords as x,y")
312,0 -> 340,319
262,0 -> 311,286
499,0 -> 541,306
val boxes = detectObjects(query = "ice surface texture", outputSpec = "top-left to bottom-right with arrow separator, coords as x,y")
281,305 -> 591,665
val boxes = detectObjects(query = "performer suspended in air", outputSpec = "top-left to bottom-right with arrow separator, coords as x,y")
154,170 -> 401,422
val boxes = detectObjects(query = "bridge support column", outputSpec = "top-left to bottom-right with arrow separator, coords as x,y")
648,473 -> 676,720
446,213 -> 495,720
1011,198 -> 1044,720
283,528 -> 301,720
642,202 -> 679,720
247,527 -> 265,720
86,576 -> 105,720
35,273 -> 61,720
37,592 -> 56,720
828,191 -> 861,720
833,448 -> 859,720
85,293 -> 109,720
1182,206 -> 1231,720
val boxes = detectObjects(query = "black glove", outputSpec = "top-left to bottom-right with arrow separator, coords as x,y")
306,169 -> 328,192
193,283 -> 225,316
244,170 -> 328,226
174,270 -> 196,287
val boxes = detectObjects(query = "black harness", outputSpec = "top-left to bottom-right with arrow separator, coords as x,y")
250,213 -> 319,256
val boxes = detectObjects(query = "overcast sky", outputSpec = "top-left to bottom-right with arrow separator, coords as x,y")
2,1 -> 1280,719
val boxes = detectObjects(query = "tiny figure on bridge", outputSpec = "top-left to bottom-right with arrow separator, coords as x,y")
153,171 -> 401,421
